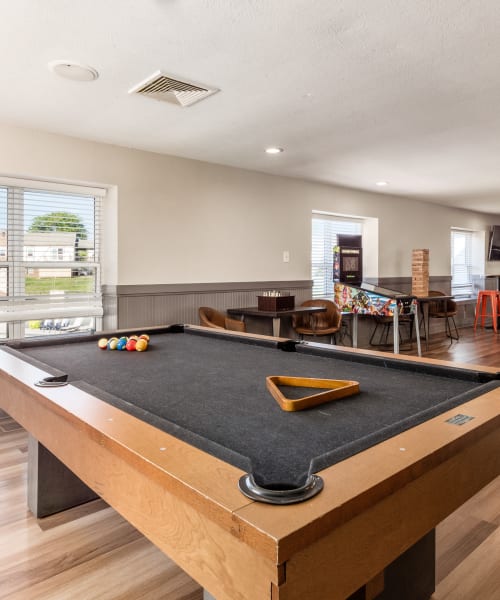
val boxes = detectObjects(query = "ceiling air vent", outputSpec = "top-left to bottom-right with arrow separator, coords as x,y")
128,71 -> 219,107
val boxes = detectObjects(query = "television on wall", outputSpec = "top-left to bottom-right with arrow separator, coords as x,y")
488,226 -> 500,260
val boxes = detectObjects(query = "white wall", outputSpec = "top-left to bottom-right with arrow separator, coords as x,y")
0,122 -> 498,286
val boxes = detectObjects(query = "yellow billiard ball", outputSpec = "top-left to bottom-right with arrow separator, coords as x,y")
98,338 -> 108,350
135,338 -> 148,352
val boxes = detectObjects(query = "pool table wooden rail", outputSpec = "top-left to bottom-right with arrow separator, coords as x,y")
0,350 -> 278,599
0,332 -> 499,600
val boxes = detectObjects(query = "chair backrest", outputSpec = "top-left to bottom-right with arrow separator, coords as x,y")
295,299 -> 341,330
198,306 -> 226,329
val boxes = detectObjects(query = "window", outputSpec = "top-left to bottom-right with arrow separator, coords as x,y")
451,229 -> 473,296
0,178 -> 104,339
312,213 -> 363,298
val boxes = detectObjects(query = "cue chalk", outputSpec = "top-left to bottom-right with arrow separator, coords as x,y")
266,375 -> 360,412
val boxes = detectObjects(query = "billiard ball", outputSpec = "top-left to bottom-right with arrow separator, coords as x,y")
126,339 -> 137,351
139,334 -> 150,342
135,338 -> 148,352
98,338 -> 108,350
116,338 -> 127,351
107,337 -> 119,350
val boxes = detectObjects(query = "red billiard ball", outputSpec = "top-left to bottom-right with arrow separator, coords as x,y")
126,339 -> 137,351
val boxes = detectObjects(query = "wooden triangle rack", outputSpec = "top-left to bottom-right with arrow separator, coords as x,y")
266,376 -> 360,412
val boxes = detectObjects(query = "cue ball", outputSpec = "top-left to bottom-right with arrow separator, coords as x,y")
135,339 -> 148,352
98,338 -> 108,350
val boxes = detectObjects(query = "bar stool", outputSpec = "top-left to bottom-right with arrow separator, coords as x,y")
473,290 -> 500,332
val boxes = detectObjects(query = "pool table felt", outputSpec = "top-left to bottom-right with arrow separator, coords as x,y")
8,330 -> 499,487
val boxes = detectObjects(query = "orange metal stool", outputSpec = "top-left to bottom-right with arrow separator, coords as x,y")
473,290 -> 500,332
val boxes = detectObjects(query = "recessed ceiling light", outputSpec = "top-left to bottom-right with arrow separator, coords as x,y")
376,181 -> 388,187
48,60 -> 99,82
265,147 -> 284,154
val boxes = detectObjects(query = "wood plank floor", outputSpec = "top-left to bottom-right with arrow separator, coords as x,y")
0,326 -> 498,599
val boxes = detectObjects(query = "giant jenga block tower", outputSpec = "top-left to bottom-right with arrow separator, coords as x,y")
412,249 -> 429,297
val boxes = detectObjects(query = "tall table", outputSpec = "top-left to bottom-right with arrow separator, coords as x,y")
227,305 -> 326,337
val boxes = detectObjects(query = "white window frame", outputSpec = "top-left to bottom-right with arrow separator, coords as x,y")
312,212 -> 363,298
450,228 -> 473,297
0,177 -> 105,339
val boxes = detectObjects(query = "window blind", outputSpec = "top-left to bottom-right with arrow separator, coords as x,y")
451,229 -> 473,296
0,181 -> 103,338
311,214 -> 362,298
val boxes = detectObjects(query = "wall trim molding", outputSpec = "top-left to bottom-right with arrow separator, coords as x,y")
111,280 -> 313,297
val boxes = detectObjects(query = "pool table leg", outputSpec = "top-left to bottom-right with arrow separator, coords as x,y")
27,434 -> 98,518
347,529 -> 435,600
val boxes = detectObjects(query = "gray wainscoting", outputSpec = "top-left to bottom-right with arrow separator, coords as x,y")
108,280 -> 314,336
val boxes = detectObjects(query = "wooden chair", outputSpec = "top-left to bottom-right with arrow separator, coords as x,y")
292,299 -> 342,344
428,290 -> 459,340
198,307 -> 246,332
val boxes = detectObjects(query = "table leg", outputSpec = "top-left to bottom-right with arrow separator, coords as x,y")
422,302 -> 430,350
393,310 -> 399,354
272,317 -> 281,337
352,313 -> 358,348
28,435 -> 98,518
414,303 -> 422,357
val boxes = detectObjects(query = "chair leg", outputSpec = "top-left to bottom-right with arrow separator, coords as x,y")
448,316 -> 459,340
491,293 -> 498,332
474,294 -> 486,330
369,322 -> 381,346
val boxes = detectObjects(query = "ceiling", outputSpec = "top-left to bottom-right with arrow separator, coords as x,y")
2,1 -> 500,214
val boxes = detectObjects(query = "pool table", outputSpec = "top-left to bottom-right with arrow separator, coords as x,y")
0,325 -> 499,600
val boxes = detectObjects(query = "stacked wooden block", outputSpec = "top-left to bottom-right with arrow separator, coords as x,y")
412,249 -> 429,297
